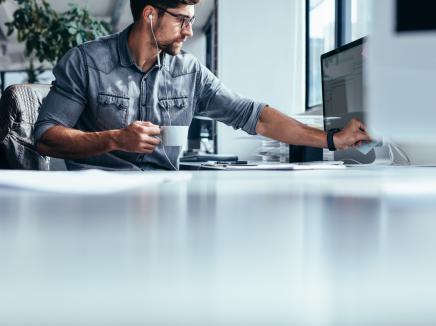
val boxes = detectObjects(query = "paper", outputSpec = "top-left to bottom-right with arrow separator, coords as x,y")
0,170 -> 192,194
202,161 -> 345,171
356,140 -> 383,155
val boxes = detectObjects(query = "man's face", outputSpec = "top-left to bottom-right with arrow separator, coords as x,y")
154,5 -> 195,55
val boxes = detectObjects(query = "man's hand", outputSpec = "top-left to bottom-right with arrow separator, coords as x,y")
36,121 -> 162,159
333,118 -> 371,150
255,106 -> 372,150
114,121 -> 161,154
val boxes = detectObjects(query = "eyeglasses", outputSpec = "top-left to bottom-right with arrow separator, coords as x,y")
153,5 -> 196,29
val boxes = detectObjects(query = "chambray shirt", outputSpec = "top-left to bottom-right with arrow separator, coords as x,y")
34,25 -> 266,171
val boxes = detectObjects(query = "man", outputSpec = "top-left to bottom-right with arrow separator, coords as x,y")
35,0 -> 370,171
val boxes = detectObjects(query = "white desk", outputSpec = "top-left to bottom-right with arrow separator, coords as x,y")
1,166 -> 436,325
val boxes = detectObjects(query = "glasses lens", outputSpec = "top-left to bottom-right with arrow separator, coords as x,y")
182,16 -> 195,28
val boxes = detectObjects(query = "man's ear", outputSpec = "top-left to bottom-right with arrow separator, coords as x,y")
142,6 -> 155,23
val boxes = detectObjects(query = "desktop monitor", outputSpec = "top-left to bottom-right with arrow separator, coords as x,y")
321,37 -> 375,164
367,0 -> 436,142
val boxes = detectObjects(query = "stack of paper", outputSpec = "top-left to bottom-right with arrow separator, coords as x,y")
201,161 -> 345,171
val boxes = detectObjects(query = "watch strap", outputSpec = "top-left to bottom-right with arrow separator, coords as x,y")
327,128 -> 341,151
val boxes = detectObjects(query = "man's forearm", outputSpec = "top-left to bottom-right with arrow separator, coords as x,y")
255,106 -> 327,148
36,126 -> 120,159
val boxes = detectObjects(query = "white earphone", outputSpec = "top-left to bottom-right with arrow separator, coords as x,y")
148,13 -> 161,68
148,12 -> 176,170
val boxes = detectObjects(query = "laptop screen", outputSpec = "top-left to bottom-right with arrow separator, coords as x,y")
321,38 -> 366,132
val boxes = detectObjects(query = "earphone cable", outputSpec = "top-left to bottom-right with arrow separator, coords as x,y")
150,17 -> 177,170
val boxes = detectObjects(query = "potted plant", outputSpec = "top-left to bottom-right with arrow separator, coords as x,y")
0,0 -> 110,82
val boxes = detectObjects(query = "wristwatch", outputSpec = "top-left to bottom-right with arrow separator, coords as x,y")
327,128 -> 341,151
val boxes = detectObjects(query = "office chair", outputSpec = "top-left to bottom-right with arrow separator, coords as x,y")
0,84 -> 51,170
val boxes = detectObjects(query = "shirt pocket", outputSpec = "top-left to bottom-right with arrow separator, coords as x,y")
158,97 -> 191,126
97,93 -> 130,130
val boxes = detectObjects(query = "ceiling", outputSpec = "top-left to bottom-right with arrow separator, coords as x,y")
0,0 -> 214,70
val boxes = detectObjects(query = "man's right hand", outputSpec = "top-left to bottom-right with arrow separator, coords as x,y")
113,121 -> 161,154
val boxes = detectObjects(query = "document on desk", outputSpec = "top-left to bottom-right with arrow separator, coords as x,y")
355,140 -> 383,155
0,170 -> 192,194
202,161 -> 345,171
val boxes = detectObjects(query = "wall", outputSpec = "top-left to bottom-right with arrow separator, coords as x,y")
183,31 -> 207,65
216,0 -> 305,159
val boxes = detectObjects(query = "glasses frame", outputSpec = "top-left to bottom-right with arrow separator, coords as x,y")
153,5 -> 196,29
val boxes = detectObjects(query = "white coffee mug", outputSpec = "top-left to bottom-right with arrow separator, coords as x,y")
160,126 -> 189,147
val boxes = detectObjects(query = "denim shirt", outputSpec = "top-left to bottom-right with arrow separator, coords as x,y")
34,25 -> 266,171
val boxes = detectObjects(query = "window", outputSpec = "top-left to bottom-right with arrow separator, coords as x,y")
3,71 -> 28,88
350,0 -> 371,40
306,0 -> 371,109
0,70 -> 55,92
307,0 -> 336,108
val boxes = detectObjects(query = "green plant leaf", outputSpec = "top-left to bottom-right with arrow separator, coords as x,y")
3,0 -> 110,82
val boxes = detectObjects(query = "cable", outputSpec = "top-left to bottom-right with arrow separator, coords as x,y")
345,142 -> 411,166
149,16 -> 161,68
160,69 -> 178,171
389,142 -> 411,165
387,143 -> 395,165
150,18 -> 177,171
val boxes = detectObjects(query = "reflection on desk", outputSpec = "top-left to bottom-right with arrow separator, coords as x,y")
1,166 -> 436,325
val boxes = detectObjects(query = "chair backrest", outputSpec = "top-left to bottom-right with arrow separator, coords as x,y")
0,84 -> 51,170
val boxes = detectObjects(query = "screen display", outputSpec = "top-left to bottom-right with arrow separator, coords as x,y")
397,0 -> 436,32
322,40 -> 365,131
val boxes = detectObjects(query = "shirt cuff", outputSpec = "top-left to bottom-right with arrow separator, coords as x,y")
33,123 -> 57,144
34,88 -> 85,143
244,102 -> 268,135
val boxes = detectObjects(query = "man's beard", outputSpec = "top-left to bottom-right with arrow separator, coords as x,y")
158,39 -> 183,56
153,20 -> 184,56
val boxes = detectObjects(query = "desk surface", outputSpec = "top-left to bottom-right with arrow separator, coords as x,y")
2,166 -> 436,325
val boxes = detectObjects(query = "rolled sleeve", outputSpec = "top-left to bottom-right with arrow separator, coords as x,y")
195,62 -> 267,135
34,47 -> 87,142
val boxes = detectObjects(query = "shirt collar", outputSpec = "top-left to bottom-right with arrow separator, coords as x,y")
118,24 -> 135,67
118,24 -> 169,70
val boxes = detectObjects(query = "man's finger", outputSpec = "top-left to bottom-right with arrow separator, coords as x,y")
143,126 -> 161,136
348,119 -> 367,132
136,121 -> 157,128
144,135 -> 161,145
141,144 -> 156,153
359,131 -> 371,142
142,144 -> 156,151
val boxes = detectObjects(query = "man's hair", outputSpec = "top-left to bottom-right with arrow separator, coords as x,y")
130,0 -> 201,22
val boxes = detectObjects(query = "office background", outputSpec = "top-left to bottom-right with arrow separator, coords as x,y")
2,2 -> 436,324
0,0 -> 435,163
